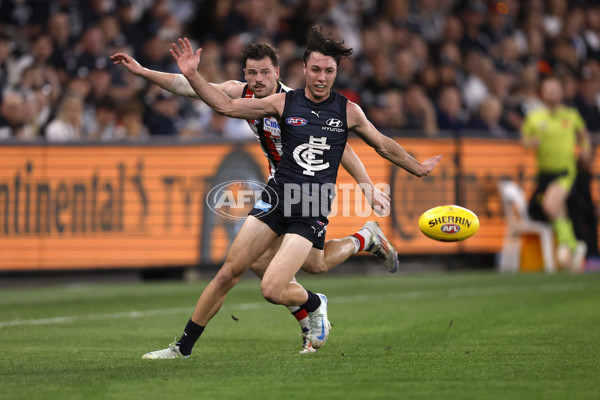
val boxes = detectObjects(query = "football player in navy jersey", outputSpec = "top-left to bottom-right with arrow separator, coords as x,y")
145,27 -> 441,360
140,27 -> 441,359
112,42 -> 400,356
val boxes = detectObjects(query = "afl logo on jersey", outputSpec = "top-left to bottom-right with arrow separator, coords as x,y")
249,119 -> 260,125
286,117 -> 308,126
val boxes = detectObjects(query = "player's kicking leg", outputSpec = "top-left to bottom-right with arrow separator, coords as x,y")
303,221 -> 399,274
360,221 -> 400,273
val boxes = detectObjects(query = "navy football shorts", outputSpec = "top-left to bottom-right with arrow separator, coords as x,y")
248,180 -> 329,249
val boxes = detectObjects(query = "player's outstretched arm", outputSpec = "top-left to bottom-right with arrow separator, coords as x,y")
340,144 -> 390,216
110,52 -> 244,100
348,102 -> 441,177
170,37 -> 282,120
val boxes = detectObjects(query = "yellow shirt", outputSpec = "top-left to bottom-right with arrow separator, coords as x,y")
522,106 -> 585,173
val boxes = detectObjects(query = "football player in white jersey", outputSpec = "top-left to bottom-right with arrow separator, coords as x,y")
112,42 -> 399,356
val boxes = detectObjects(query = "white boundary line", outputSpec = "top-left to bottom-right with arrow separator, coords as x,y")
0,282 -> 587,329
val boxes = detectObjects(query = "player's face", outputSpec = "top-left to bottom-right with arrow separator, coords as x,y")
244,57 -> 280,98
303,52 -> 337,102
541,79 -> 563,107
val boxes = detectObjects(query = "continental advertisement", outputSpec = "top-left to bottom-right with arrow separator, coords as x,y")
0,138 -> 597,271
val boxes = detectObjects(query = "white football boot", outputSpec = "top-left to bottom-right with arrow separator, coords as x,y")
557,243 -> 572,270
571,241 -> 587,274
364,221 -> 399,273
307,293 -> 331,349
142,341 -> 188,359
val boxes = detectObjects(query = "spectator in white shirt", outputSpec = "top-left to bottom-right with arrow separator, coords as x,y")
45,92 -> 84,142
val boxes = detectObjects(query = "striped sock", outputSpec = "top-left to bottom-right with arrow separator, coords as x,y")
288,306 -> 310,332
350,227 -> 373,253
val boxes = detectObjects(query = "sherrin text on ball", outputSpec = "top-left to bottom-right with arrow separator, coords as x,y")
418,205 -> 479,242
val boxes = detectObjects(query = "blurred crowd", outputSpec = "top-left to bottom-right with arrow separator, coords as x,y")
1,0 -> 600,142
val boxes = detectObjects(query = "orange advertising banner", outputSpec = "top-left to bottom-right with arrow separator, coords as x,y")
0,139 -> 597,271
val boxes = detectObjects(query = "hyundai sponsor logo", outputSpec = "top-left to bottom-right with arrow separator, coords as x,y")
326,118 -> 343,127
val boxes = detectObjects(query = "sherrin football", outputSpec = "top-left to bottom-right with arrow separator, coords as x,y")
418,205 -> 479,242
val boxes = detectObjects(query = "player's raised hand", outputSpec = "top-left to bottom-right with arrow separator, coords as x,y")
170,37 -> 202,77
110,53 -> 144,75
418,154 -> 442,177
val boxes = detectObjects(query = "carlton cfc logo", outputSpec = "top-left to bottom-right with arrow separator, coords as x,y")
286,117 -> 308,126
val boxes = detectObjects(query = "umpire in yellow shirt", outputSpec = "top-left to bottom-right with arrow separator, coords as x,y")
522,77 -> 592,272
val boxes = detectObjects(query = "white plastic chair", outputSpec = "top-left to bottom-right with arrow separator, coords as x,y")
497,180 -> 556,273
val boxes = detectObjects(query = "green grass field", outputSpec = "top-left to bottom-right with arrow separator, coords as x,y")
0,270 -> 599,400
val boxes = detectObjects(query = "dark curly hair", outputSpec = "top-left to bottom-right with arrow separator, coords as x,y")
241,42 -> 279,69
302,25 -> 353,67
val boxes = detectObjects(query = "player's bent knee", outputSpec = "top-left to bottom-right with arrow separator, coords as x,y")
542,201 -> 560,219
213,266 -> 241,290
260,281 -> 284,304
224,251 -> 247,268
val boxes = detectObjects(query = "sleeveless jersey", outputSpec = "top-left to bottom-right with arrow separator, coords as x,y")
242,81 -> 291,178
276,88 -> 349,186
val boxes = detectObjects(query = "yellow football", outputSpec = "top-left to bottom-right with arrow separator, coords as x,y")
418,205 -> 479,242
